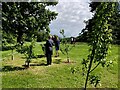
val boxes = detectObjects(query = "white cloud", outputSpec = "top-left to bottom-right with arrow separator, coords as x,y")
48,0 -> 93,37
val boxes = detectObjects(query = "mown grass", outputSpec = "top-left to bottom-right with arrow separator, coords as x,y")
1,42 -> 119,88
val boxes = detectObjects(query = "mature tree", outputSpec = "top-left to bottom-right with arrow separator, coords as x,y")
2,2 -> 58,66
76,20 -> 91,42
2,2 -> 58,44
110,8 -> 120,44
0,3 -> 2,51
79,2 -> 120,44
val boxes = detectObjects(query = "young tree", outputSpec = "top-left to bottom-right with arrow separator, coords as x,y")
81,2 -> 118,89
60,29 -> 75,63
16,35 -> 36,68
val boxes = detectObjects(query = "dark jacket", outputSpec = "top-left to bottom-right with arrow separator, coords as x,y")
45,39 -> 54,55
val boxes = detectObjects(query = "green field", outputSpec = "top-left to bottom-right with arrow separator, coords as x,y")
1,42 -> 119,88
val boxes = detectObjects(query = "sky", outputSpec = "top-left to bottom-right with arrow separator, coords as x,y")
47,0 -> 93,37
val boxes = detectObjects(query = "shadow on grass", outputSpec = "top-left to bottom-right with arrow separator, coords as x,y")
36,55 -> 45,58
53,58 -> 62,64
21,54 -> 45,59
1,65 -> 25,72
62,61 -> 76,64
30,63 -> 48,66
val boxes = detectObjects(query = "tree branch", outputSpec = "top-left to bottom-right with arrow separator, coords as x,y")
89,62 -> 100,73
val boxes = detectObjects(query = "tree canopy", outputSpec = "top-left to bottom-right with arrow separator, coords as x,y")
77,2 -> 120,44
2,2 -> 58,45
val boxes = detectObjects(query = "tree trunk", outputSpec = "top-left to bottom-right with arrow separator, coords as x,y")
84,48 -> 95,90
11,49 -> 14,60
27,61 -> 30,68
67,57 -> 70,63
25,60 -> 30,68
67,53 -> 69,63
17,31 -> 23,44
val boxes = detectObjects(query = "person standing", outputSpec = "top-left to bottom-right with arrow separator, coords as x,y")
54,35 -> 60,57
45,35 -> 54,65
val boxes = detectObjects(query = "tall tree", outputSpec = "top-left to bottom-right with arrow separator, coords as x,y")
2,2 -> 58,44
79,2 -> 120,44
2,2 -> 58,67
110,6 -> 120,44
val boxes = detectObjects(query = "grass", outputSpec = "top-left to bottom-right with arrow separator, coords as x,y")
1,42 -> 119,88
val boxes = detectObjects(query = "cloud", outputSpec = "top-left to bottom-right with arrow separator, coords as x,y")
48,0 -> 93,37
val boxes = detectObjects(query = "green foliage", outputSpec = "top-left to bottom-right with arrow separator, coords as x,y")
79,2 -> 120,44
60,29 -> 75,62
82,2 -> 117,89
89,74 -> 101,87
36,31 -> 48,42
110,5 -> 120,44
16,36 -> 37,67
2,30 -> 17,51
2,2 -> 58,66
2,2 -> 58,44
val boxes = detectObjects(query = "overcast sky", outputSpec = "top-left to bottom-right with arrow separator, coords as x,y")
47,0 -> 93,37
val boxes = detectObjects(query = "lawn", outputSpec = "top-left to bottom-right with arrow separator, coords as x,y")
1,42 -> 119,88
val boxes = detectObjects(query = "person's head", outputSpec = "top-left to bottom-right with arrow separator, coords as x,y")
48,35 -> 52,39
52,35 -> 54,38
54,35 -> 56,38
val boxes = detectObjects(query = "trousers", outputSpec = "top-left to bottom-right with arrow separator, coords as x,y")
46,54 -> 52,65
